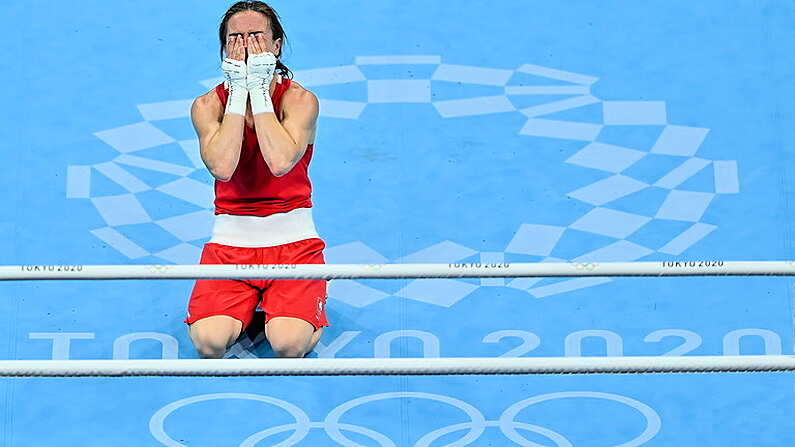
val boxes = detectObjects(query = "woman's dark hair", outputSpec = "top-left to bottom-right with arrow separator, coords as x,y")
219,1 -> 292,79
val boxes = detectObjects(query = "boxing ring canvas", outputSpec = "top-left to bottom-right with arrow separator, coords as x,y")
2,0 -> 795,445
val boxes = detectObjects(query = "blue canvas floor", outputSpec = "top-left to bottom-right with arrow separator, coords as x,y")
2,0 -> 795,445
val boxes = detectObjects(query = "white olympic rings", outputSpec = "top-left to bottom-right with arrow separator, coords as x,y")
149,390 -> 661,447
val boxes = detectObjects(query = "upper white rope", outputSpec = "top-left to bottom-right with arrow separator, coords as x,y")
2,261 -> 795,280
0,356 -> 793,377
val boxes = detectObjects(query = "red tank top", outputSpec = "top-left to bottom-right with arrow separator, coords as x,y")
213,78 -> 314,216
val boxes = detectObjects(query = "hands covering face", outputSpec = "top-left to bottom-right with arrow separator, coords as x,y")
223,35 -> 277,87
245,34 -> 270,57
222,34 -> 278,115
225,34 -> 276,60
226,35 -> 246,61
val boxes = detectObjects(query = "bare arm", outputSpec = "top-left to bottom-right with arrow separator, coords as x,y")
251,85 -> 319,177
246,34 -> 319,177
191,35 -> 247,182
190,93 -> 245,182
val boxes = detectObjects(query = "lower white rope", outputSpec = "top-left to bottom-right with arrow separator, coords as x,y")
1,356 -> 794,377
3,260 -> 795,280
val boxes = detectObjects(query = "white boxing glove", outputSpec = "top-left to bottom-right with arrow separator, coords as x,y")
221,58 -> 248,116
246,52 -> 277,115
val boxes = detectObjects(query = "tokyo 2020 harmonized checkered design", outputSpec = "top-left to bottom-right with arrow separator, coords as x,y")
66,55 -> 740,308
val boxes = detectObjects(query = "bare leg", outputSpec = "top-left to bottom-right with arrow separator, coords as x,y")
307,326 -> 323,353
266,316 -> 323,358
189,315 -> 243,359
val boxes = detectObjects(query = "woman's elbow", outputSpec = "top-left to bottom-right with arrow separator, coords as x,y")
269,151 -> 303,177
270,160 -> 296,177
209,165 -> 233,182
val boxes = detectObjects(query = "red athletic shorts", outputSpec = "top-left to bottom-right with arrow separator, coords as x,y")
184,237 -> 329,330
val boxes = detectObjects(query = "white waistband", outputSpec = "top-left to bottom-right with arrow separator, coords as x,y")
209,207 -> 320,247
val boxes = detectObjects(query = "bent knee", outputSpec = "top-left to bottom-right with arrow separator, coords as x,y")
194,340 -> 227,359
269,338 -> 310,358
190,329 -> 236,359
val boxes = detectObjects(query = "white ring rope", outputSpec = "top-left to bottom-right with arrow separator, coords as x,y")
4,260 -> 795,280
4,263 -> 794,377
0,356 -> 794,377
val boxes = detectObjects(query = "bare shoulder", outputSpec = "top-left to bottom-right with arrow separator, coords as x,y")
191,89 -> 223,136
192,89 -> 222,116
190,89 -> 224,130
283,80 -> 319,109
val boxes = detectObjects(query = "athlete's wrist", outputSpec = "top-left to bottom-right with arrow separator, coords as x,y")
247,52 -> 276,115
222,58 -> 248,116
226,83 -> 248,116
249,83 -> 274,115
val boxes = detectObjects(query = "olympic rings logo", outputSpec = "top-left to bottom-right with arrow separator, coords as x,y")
150,391 -> 661,446
573,262 -> 599,272
363,264 -> 385,271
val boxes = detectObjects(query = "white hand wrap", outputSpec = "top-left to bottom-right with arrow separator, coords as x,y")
221,58 -> 248,116
247,52 -> 277,115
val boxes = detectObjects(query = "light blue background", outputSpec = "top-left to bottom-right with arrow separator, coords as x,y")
2,0 -> 794,445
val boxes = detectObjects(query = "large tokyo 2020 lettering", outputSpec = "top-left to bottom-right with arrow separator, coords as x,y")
26,328 -> 784,360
